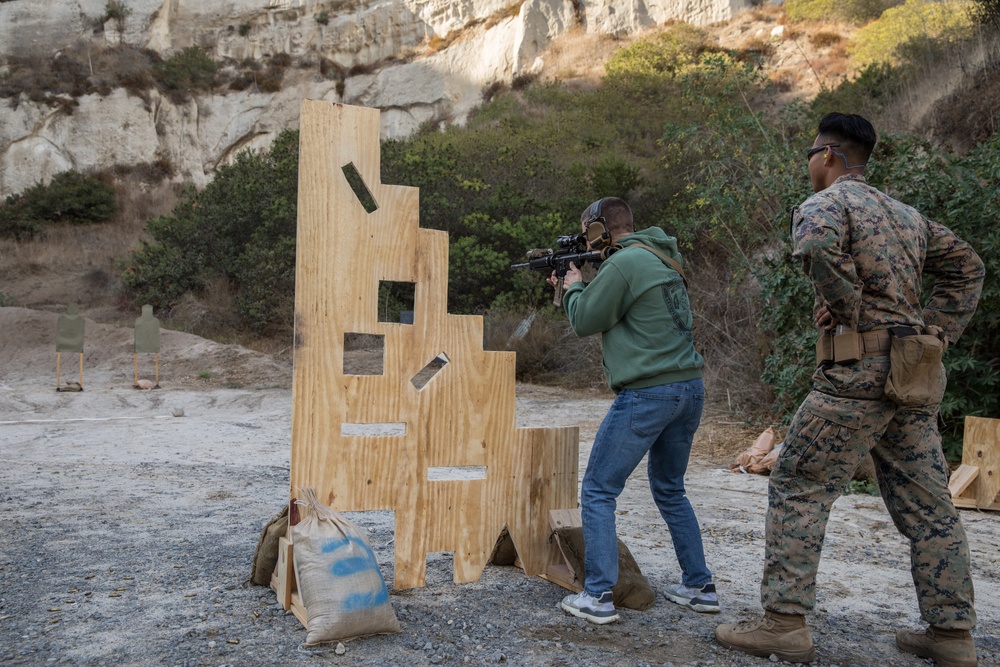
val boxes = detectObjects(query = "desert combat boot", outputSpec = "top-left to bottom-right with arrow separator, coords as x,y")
896,626 -> 978,667
715,610 -> 815,664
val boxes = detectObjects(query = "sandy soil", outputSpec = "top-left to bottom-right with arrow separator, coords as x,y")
1,307 -> 998,666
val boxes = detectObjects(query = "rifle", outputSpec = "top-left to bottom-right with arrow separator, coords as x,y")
510,234 -> 619,306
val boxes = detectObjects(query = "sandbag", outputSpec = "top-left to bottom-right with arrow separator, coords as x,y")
756,443 -> 782,475
249,504 -> 288,586
290,488 -> 400,645
553,526 -> 655,611
730,427 -> 776,474
488,526 -> 519,566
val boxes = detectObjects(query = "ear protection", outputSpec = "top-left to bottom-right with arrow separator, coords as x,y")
583,198 -> 612,250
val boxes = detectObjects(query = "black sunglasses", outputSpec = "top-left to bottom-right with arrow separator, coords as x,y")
807,144 -> 840,159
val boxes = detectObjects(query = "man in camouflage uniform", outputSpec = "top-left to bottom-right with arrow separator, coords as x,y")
715,113 -> 985,666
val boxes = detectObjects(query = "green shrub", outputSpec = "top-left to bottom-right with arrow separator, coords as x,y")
0,196 -> 44,240
786,0 -> 903,23
0,171 -> 117,239
119,130 -> 298,333
811,62 -> 906,121
104,0 -> 133,34
970,0 -> 1000,27
846,478 -> 880,495
604,23 -> 712,81
757,252 -> 818,418
29,171 -> 118,222
119,237 -> 208,308
850,0 -> 975,67
154,47 -> 217,97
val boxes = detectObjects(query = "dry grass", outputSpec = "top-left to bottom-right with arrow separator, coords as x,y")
538,29 -> 626,87
769,67 -> 800,92
483,309 -> 609,392
687,256 -> 773,418
165,277 -> 242,342
810,31 -> 844,48
0,176 -> 177,322
739,36 -> 777,58
875,36 -> 1000,149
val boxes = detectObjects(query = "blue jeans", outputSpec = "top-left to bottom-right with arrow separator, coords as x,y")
581,379 -> 711,596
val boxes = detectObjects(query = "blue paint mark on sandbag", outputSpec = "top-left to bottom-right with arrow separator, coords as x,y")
331,555 -> 374,576
323,536 -> 381,577
320,536 -> 350,553
343,586 -> 390,612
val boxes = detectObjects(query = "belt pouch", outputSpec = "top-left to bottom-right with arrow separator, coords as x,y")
816,332 -> 834,365
833,331 -> 861,365
884,328 -> 945,406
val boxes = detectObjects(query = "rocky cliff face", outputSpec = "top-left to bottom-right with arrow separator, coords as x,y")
0,0 -> 753,196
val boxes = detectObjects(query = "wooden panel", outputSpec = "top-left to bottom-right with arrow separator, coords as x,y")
962,416 -> 1000,508
290,100 -> 579,589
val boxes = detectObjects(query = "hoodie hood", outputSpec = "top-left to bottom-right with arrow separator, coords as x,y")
618,226 -> 683,267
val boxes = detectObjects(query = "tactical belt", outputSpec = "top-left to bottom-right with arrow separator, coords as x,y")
816,329 -> 891,366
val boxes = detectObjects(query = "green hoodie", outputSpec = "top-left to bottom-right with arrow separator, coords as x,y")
563,226 -> 703,392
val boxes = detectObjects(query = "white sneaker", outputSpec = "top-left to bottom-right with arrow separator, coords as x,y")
664,582 -> 720,613
560,591 -> 619,624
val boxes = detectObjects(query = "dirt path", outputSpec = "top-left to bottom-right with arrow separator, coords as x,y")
1,307 -> 997,666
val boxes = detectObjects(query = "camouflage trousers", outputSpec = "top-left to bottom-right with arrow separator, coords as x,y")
762,356 -> 976,629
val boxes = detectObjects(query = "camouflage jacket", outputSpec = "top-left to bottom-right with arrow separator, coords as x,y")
792,174 -> 985,343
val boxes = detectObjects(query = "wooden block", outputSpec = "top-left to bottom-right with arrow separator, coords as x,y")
289,592 -> 308,627
948,464 -> 979,500
963,416 -> 1000,509
540,563 -> 581,593
549,508 -> 581,531
952,496 -> 979,509
271,536 -> 295,611
540,508 -> 583,593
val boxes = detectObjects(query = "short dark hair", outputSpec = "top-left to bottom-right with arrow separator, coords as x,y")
817,112 -> 877,164
581,197 -> 634,235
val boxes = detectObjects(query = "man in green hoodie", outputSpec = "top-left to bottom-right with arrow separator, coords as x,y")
551,196 -> 717,625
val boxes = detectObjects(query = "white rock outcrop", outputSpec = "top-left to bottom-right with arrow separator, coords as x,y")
0,0 -> 753,196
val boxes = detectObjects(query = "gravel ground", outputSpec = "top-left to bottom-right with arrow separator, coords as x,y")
1,308 -> 998,667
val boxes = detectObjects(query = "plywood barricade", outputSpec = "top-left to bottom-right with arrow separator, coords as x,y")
282,100 -> 580,603
949,416 -> 1000,511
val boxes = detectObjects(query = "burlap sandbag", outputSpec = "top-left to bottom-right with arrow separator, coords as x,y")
291,488 -> 400,645
730,427 -> 776,474
249,504 -> 288,586
553,526 -> 655,611
488,526 -> 519,566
